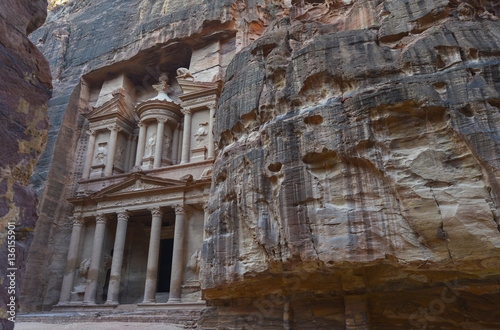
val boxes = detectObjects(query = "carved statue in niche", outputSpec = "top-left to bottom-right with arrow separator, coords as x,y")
115,146 -> 124,166
146,135 -> 156,157
152,73 -> 169,92
194,122 -> 208,147
78,258 -> 91,278
176,67 -> 194,80
187,250 -> 201,281
95,142 -> 108,164
162,135 -> 172,159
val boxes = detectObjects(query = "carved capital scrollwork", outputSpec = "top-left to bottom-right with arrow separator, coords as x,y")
149,206 -> 163,217
138,121 -> 146,128
96,214 -> 107,224
70,216 -> 84,226
175,204 -> 187,215
181,107 -> 192,116
207,102 -> 217,111
117,211 -> 131,222
158,117 -> 168,124
86,129 -> 97,137
107,124 -> 121,132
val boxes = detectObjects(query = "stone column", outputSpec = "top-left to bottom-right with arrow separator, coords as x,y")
153,118 -> 167,169
180,108 -> 192,164
105,211 -> 130,305
143,207 -> 163,303
168,205 -> 187,304
177,125 -> 183,164
58,216 -> 84,304
135,121 -> 147,167
129,136 -> 137,170
105,124 -> 120,176
207,103 -> 216,159
171,124 -> 180,164
83,214 -> 108,304
82,129 -> 97,179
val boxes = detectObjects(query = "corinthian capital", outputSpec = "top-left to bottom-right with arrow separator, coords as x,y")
181,107 -> 192,116
107,124 -> 121,132
117,211 -> 131,222
149,206 -> 163,217
96,214 -> 108,224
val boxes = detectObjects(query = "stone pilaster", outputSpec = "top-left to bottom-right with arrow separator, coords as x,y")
83,214 -> 107,304
171,123 -> 180,164
106,211 -> 130,304
180,108 -> 192,164
207,103 -> 216,159
58,216 -> 84,304
168,205 -> 187,303
82,129 -> 97,179
143,206 -> 163,303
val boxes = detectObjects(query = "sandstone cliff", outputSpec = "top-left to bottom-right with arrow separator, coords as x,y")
20,0 -> 500,328
202,0 -> 500,328
0,0 -> 51,329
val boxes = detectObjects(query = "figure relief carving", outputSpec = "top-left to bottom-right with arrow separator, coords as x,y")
176,67 -> 194,80
188,250 -> 201,279
146,134 -> 156,157
79,258 -> 91,278
162,135 -> 172,159
153,73 -> 169,92
95,142 -> 108,164
115,146 -> 125,166
194,122 -> 208,147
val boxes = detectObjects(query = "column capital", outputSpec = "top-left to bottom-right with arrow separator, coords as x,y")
70,216 -> 84,226
96,214 -> 108,224
149,206 -> 163,217
207,102 -> 217,111
157,117 -> 168,124
181,107 -> 192,116
107,124 -> 122,132
138,121 -> 146,128
175,204 -> 187,215
117,211 -> 131,222
86,129 -> 98,137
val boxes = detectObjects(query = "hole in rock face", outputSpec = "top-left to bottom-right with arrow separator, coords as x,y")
304,114 -> 324,125
216,170 -> 227,184
268,162 -> 282,172
487,98 -> 500,109
458,104 -> 474,117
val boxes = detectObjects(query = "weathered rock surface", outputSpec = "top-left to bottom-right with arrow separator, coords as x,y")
0,0 -> 51,328
202,0 -> 500,327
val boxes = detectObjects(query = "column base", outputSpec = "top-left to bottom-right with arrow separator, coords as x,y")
142,299 -> 156,304
104,301 -> 119,306
167,298 -> 181,304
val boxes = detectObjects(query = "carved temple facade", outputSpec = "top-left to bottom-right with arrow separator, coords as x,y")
53,69 -> 220,309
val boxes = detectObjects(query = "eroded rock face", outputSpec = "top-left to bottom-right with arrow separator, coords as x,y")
202,0 -> 500,327
0,0 -> 51,328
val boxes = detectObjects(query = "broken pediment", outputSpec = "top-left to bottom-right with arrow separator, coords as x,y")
90,173 -> 187,199
86,90 -> 137,126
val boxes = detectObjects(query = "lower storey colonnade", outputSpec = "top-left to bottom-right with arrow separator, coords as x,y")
58,204 -> 191,306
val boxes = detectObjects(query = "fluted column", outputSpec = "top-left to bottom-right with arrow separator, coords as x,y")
153,118 -> 167,169
207,103 -> 216,159
58,216 -> 84,303
82,129 -> 97,179
105,125 -> 120,176
168,205 -> 187,304
106,211 -> 130,304
83,214 -> 107,304
180,108 -> 192,164
171,124 -> 180,164
143,207 -> 163,303
124,135 -> 134,172
135,121 -> 147,167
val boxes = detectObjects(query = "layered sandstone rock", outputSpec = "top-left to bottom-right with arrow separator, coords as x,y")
0,0 -> 51,328
202,0 -> 500,327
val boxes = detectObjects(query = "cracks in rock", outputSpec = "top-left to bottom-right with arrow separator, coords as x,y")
429,188 -> 455,265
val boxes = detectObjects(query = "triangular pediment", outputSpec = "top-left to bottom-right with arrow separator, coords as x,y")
176,78 -> 220,95
87,91 -> 137,123
92,173 -> 186,198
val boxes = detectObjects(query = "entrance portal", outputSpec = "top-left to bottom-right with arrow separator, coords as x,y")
158,238 -> 174,293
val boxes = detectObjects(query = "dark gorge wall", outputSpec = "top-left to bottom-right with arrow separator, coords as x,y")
0,0 -> 51,329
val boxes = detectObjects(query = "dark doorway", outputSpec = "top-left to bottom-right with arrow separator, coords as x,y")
157,238 -> 174,292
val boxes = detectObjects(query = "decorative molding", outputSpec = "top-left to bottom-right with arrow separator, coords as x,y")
107,124 -> 122,132
86,129 -> 97,136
